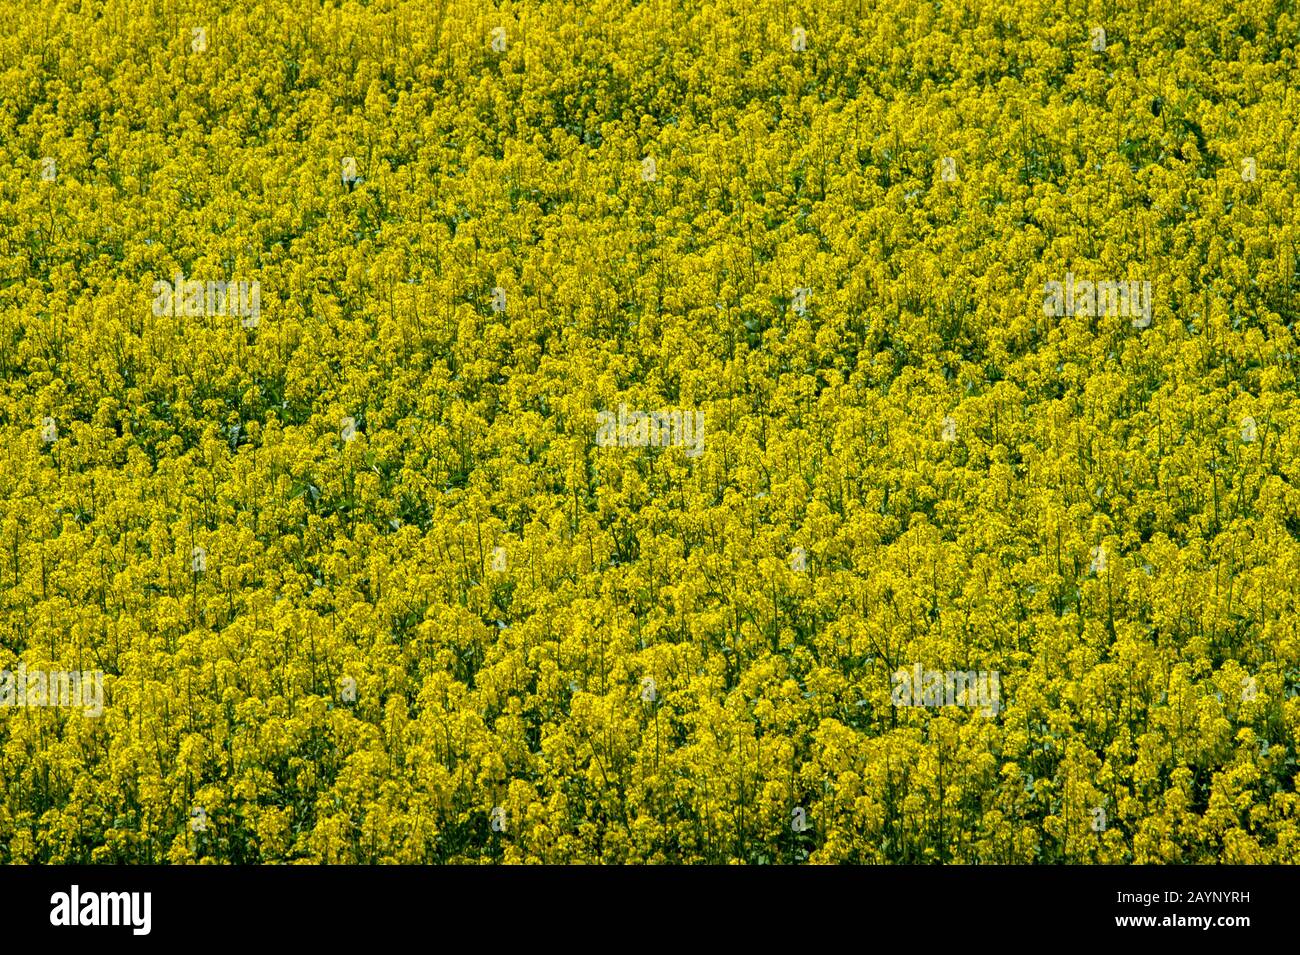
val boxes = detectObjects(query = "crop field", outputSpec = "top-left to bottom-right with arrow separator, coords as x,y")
1,0 -> 1298,864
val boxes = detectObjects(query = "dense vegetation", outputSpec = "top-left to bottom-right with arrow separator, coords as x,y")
1,0 -> 1299,863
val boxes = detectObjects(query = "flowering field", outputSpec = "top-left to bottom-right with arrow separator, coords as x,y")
1,0 -> 1298,864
